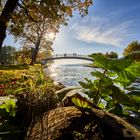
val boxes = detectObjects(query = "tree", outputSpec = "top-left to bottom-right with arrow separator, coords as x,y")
8,0 -> 92,64
15,46 -> 32,64
105,51 -> 118,58
10,8 -> 58,64
0,45 -> 16,64
123,41 -> 140,61
0,0 -> 92,61
0,0 -> 19,52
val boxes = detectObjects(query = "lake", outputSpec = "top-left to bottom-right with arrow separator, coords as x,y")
45,59 -> 140,89
44,59 -> 94,86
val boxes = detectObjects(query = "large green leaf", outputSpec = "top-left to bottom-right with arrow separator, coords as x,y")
106,100 -> 114,110
124,106 -> 138,113
108,58 -> 133,72
101,76 -> 113,87
126,62 -> 140,77
128,91 -> 140,107
110,104 -> 124,117
127,91 -> 140,96
115,62 -> 140,87
79,81 -> 90,89
111,85 -> 132,106
91,71 -> 103,78
115,70 -> 136,87
90,53 -> 108,68
106,70 -> 117,77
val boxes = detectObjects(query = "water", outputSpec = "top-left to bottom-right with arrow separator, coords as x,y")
45,62 -> 140,90
46,64 -> 95,86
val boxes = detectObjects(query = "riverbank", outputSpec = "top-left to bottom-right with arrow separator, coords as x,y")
1,60 -> 140,140
0,64 -> 62,139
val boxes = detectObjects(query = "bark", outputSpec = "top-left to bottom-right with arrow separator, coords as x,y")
0,0 -> 19,52
26,106 -> 140,140
30,40 -> 41,65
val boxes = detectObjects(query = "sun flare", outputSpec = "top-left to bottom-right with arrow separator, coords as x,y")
45,31 -> 55,41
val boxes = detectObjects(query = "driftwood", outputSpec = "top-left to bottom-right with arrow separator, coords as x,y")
26,106 -> 140,140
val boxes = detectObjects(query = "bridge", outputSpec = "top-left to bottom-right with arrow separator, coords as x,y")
41,54 -> 93,64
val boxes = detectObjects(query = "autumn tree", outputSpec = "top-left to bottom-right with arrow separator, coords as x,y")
10,7 -> 58,64
123,41 -> 140,61
0,0 -> 92,62
8,0 -> 92,64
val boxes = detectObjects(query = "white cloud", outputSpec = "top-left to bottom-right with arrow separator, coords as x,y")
69,16 -> 134,47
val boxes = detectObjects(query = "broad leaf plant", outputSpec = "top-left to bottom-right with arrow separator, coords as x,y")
78,53 -> 140,126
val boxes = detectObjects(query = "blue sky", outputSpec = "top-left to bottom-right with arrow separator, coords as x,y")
4,0 -> 140,58
53,0 -> 140,57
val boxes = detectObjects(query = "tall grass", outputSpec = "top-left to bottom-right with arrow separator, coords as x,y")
0,64 -> 58,139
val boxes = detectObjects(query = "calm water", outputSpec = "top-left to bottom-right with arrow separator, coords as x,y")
45,62 -> 140,90
45,64 -> 95,86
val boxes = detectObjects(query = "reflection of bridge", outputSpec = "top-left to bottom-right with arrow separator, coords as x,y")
42,54 -> 93,63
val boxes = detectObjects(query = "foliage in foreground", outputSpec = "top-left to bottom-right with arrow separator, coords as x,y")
0,64 -> 58,139
78,53 -> 140,126
0,64 -> 55,116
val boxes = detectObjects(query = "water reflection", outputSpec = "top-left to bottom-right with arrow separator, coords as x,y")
48,64 -> 58,77
47,61 -> 94,86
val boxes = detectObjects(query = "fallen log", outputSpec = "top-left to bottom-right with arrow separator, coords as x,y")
26,106 -> 140,140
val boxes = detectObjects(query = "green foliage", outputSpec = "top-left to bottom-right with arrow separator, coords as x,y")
8,0 -> 92,64
0,64 -> 53,96
0,64 -> 57,122
79,53 -> 140,125
0,97 -> 17,117
0,45 -> 16,64
71,96 -> 92,108
105,51 -> 118,58
15,47 -> 32,64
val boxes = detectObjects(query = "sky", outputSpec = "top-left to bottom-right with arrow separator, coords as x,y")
52,0 -> 140,57
3,0 -> 140,59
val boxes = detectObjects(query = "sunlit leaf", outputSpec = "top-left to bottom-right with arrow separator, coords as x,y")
71,97 -> 92,108
108,58 -> 133,72
126,62 -> 140,77
91,71 -> 103,78
115,70 -> 135,87
90,53 -> 108,68
106,71 -> 117,77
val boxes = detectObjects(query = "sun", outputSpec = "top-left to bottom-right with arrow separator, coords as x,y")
45,31 -> 55,41
49,32 -> 55,39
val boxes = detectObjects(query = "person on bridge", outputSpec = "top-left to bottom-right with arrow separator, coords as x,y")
64,53 -> 67,57
73,53 -> 76,56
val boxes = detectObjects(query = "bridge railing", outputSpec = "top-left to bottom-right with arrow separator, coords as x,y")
46,54 -> 90,58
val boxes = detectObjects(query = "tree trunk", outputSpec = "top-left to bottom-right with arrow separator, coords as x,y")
30,40 -> 41,65
0,0 -> 19,52
26,106 -> 140,140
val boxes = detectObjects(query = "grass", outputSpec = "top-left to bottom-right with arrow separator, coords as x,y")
0,64 -> 29,70
0,64 -> 54,96
0,64 -> 59,139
